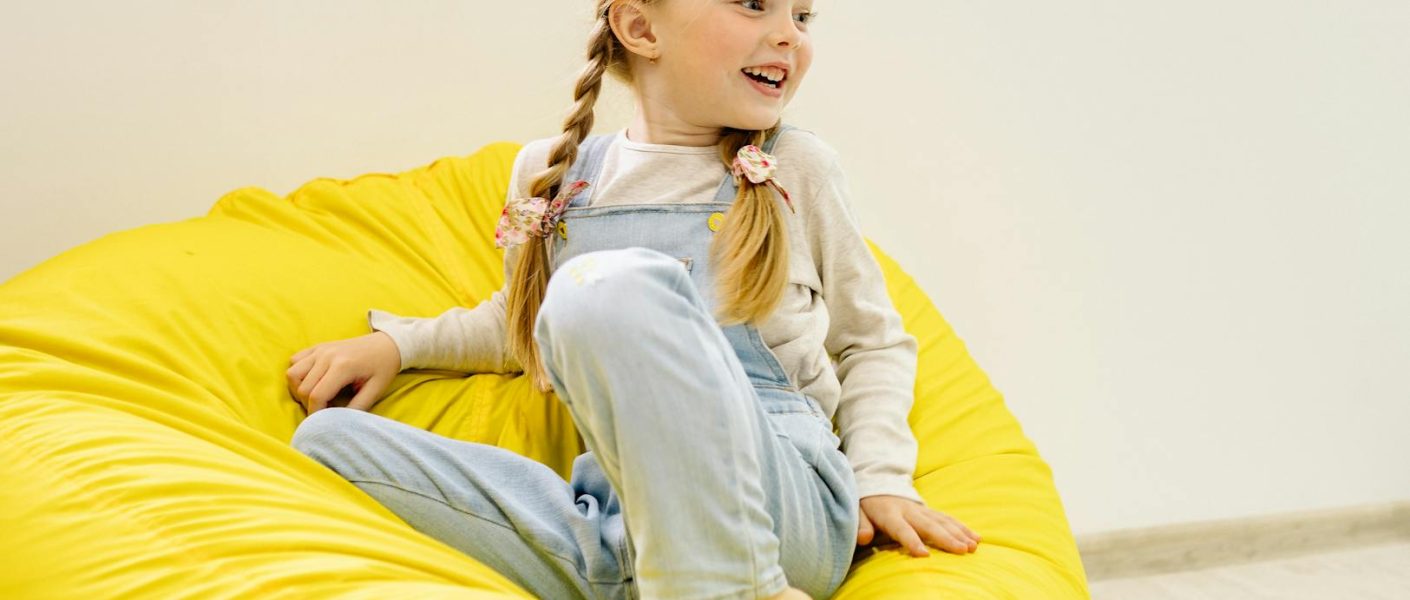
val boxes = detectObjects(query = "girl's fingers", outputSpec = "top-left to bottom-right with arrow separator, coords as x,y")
856,510 -> 876,546
286,359 -> 313,402
286,357 -> 313,383
929,514 -> 978,553
298,360 -> 331,405
909,512 -> 965,554
927,508 -> 981,542
307,366 -> 347,413
944,515 -> 981,543
880,513 -> 929,557
955,519 -> 981,542
346,375 -> 385,411
290,347 -> 314,363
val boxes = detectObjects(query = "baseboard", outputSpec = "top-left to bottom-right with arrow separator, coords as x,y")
1077,500 -> 1410,581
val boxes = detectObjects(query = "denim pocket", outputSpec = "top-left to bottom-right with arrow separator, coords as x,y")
757,388 -> 833,467
768,413 -> 819,468
755,386 -> 819,414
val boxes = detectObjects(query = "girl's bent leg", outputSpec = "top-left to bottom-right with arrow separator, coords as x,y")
291,408 -> 635,600
535,248 -> 857,600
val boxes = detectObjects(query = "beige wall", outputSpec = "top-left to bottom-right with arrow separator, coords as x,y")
2,1 -> 1407,536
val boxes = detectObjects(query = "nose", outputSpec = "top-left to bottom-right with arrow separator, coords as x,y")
768,11 -> 803,49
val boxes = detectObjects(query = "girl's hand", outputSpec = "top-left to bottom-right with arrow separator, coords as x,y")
286,332 -> 401,413
856,495 -> 981,557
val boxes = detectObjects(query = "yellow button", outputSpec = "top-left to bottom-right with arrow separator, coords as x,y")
707,212 -> 725,232
557,220 -> 568,240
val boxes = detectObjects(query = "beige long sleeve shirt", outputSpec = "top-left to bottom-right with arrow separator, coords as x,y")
368,128 -> 923,503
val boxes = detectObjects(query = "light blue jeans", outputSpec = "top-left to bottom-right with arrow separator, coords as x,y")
292,247 -> 858,599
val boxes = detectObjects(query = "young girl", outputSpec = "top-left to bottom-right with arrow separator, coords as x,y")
287,1 -> 980,598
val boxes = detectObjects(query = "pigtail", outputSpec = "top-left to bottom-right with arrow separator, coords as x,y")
711,126 -> 790,326
507,1 -> 619,393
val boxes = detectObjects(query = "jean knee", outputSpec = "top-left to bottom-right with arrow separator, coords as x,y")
535,247 -> 688,347
290,407 -> 377,459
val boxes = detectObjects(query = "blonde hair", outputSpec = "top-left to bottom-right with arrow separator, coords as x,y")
508,0 -> 791,392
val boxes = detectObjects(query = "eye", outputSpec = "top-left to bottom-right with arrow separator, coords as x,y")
739,1 -> 816,25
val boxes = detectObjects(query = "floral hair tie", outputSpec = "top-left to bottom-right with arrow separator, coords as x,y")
494,180 -> 590,249
732,145 -> 794,214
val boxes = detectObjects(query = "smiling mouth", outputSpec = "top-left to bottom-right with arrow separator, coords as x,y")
741,69 -> 786,89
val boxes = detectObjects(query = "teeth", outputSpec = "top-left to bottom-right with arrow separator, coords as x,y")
743,66 -> 785,82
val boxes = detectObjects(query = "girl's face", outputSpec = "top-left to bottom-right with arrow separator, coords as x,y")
645,0 -> 816,133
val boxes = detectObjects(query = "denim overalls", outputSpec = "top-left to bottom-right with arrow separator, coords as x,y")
292,124 -> 859,600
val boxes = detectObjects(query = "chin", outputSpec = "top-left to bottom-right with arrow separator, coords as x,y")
727,111 -> 786,133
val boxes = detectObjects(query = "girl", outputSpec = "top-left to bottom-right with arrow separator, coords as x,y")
287,1 -> 980,598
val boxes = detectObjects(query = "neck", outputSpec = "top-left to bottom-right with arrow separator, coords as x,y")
626,106 -> 721,147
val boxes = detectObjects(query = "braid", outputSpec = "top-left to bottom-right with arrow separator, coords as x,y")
507,2 -> 617,393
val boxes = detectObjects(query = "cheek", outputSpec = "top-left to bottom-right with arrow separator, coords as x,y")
678,50 -> 734,90
682,24 -> 751,74
796,46 -> 815,79
674,59 -> 725,94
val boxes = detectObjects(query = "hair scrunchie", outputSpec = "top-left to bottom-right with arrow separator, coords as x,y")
494,180 -> 591,249
732,145 -> 794,214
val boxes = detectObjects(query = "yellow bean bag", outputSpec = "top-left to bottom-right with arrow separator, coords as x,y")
0,140 -> 1088,598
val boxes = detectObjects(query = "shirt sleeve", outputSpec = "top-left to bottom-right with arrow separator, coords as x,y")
809,149 -> 925,504
363,146 -> 539,374
366,245 -> 521,374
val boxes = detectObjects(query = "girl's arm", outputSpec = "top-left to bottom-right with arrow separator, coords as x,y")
804,146 -> 983,556
807,146 -> 924,505
365,241 -> 522,374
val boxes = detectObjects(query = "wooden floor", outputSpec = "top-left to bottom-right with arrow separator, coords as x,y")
1090,542 -> 1410,599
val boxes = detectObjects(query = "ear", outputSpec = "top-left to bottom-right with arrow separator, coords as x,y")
606,1 -> 659,62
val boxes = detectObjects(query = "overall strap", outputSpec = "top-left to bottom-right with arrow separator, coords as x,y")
712,123 -> 798,202
562,133 -> 617,208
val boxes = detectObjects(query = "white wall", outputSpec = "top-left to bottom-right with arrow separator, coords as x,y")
2,1 -> 1406,536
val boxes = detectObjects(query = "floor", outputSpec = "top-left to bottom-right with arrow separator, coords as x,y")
1090,541 -> 1410,599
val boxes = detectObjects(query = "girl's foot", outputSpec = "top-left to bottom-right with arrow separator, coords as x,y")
764,586 -> 811,600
